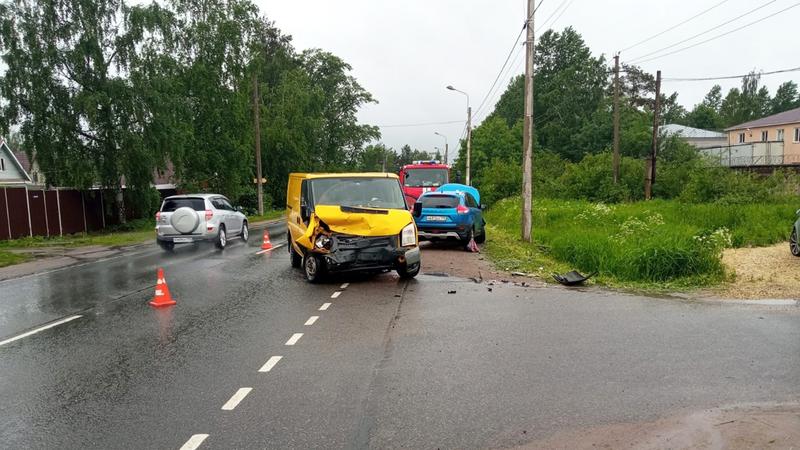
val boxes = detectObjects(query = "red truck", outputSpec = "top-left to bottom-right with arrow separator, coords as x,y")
398,160 -> 450,208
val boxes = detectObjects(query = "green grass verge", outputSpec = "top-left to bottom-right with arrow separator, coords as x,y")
247,210 -> 284,223
484,197 -> 797,290
0,250 -> 30,268
0,218 -> 156,250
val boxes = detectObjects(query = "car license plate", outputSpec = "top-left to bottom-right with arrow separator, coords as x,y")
426,216 -> 447,222
173,237 -> 193,243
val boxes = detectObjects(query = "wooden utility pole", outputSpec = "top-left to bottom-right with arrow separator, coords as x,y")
252,75 -> 264,215
645,70 -> 661,200
612,53 -> 621,185
521,0 -> 535,242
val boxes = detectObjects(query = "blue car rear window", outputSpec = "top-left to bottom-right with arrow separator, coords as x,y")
419,195 -> 459,209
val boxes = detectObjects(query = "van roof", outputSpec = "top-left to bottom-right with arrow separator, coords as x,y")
289,172 -> 399,180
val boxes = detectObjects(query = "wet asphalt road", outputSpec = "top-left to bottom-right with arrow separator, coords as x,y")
0,226 -> 798,449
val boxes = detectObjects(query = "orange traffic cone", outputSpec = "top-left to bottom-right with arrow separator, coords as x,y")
149,267 -> 177,307
261,229 -> 273,250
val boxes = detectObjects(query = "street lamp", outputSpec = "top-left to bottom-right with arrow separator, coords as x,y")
446,85 -> 471,185
434,132 -> 448,165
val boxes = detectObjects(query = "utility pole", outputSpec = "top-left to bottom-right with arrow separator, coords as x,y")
521,0 -> 535,243
612,53 -> 620,185
466,106 -> 472,185
435,132 -> 448,165
645,70 -> 661,200
252,75 -> 264,215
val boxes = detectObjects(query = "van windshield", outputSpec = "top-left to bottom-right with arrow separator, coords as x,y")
310,177 -> 406,210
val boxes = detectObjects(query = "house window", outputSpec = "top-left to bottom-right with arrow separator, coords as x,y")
738,132 -> 745,144
777,129 -> 785,141
795,128 -> 800,143
761,130 -> 768,141
0,158 -> 5,171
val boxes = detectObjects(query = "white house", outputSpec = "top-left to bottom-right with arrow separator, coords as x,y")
0,140 -> 32,185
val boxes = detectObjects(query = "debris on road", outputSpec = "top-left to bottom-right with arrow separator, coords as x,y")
553,270 -> 596,286
447,290 -> 457,294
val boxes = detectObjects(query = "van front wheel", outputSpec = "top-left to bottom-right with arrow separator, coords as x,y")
397,261 -> 420,279
290,243 -> 303,268
303,254 -> 326,283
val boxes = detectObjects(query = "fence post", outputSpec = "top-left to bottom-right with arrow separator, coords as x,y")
42,189 -> 50,236
81,191 -> 87,233
24,184 -> 32,237
56,189 -> 63,236
3,188 -> 10,239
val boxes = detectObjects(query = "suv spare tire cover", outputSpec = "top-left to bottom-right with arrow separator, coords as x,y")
170,207 -> 200,234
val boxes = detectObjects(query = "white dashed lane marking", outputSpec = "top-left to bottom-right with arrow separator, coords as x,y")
331,291 -> 341,299
259,356 -> 282,372
304,316 -> 319,326
180,434 -> 209,450
221,388 -> 253,411
319,303 -> 331,311
285,333 -> 303,346
0,315 -> 83,347
340,283 -> 349,289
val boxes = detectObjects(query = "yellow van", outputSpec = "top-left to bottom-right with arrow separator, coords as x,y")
286,173 -> 421,282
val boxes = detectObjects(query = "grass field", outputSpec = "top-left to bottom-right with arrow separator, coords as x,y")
0,250 -> 29,268
485,197 -> 798,289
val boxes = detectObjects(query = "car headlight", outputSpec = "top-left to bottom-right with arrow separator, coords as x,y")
400,223 -> 417,247
315,235 -> 332,250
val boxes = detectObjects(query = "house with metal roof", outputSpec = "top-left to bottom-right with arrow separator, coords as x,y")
662,124 -> 727,149
0,140 -> 32,185
699,107 -> 800,168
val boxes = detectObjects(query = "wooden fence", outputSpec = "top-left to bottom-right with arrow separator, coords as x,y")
0,186 -> 112,240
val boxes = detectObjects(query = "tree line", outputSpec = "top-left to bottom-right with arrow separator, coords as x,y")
454,26 -> 800,205
0,0 -> 383,218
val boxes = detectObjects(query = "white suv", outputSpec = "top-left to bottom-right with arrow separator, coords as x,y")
155,194 -> 248,250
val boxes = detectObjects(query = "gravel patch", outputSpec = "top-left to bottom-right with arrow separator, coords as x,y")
715,242 -> 800,300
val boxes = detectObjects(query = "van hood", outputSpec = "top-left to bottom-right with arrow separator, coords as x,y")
313,204 -> 412,236
296,204 -> 412,251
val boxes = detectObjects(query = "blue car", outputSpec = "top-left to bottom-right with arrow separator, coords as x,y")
412,183 -> 486,247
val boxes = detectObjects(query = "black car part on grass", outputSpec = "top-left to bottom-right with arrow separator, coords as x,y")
553,270 -> 597,286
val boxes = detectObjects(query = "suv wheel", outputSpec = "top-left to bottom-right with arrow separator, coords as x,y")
159,241 -> 175,251
303,253 -> 325,283
791,227 -> 800,257
216,225 -> 227,249
241,221 -> 249,243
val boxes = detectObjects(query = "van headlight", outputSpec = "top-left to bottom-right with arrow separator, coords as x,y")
400,223 -> 417,247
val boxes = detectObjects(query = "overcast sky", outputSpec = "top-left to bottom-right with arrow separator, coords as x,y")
260,0 -> 798,157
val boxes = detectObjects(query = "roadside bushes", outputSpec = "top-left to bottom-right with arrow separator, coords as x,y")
486,197 -> 796,284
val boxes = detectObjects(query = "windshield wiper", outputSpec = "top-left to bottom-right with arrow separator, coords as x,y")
340,205 -> 389,215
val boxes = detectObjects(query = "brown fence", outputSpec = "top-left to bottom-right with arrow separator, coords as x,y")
0,187 -> 118,240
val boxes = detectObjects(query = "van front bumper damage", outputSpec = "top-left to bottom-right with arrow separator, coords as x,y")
320,234 -> 420,273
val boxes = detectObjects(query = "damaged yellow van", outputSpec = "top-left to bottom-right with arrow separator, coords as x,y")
286,173 -> 421,282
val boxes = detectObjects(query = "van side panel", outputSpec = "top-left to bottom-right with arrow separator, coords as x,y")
286,175 -> 304,248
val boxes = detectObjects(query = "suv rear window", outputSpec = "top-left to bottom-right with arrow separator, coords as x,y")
419,195 -> 460,209
161,198 -> 206,212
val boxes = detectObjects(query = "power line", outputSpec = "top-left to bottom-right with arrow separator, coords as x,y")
663,66 -> 800,81
539,0 -> 570,30
621,0 -> 732,53
628,0 -> 778,63
377,120 -> 464,128
542,0 -> 577,30
474,47 -> 525,124
632,1 -> 800,64
472,0 -> 554,119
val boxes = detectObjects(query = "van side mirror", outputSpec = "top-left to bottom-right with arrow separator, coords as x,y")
236,206 -> 244,212
300,204 -> 309,221
480,204 -> 487,210
412,202 -> 422,218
